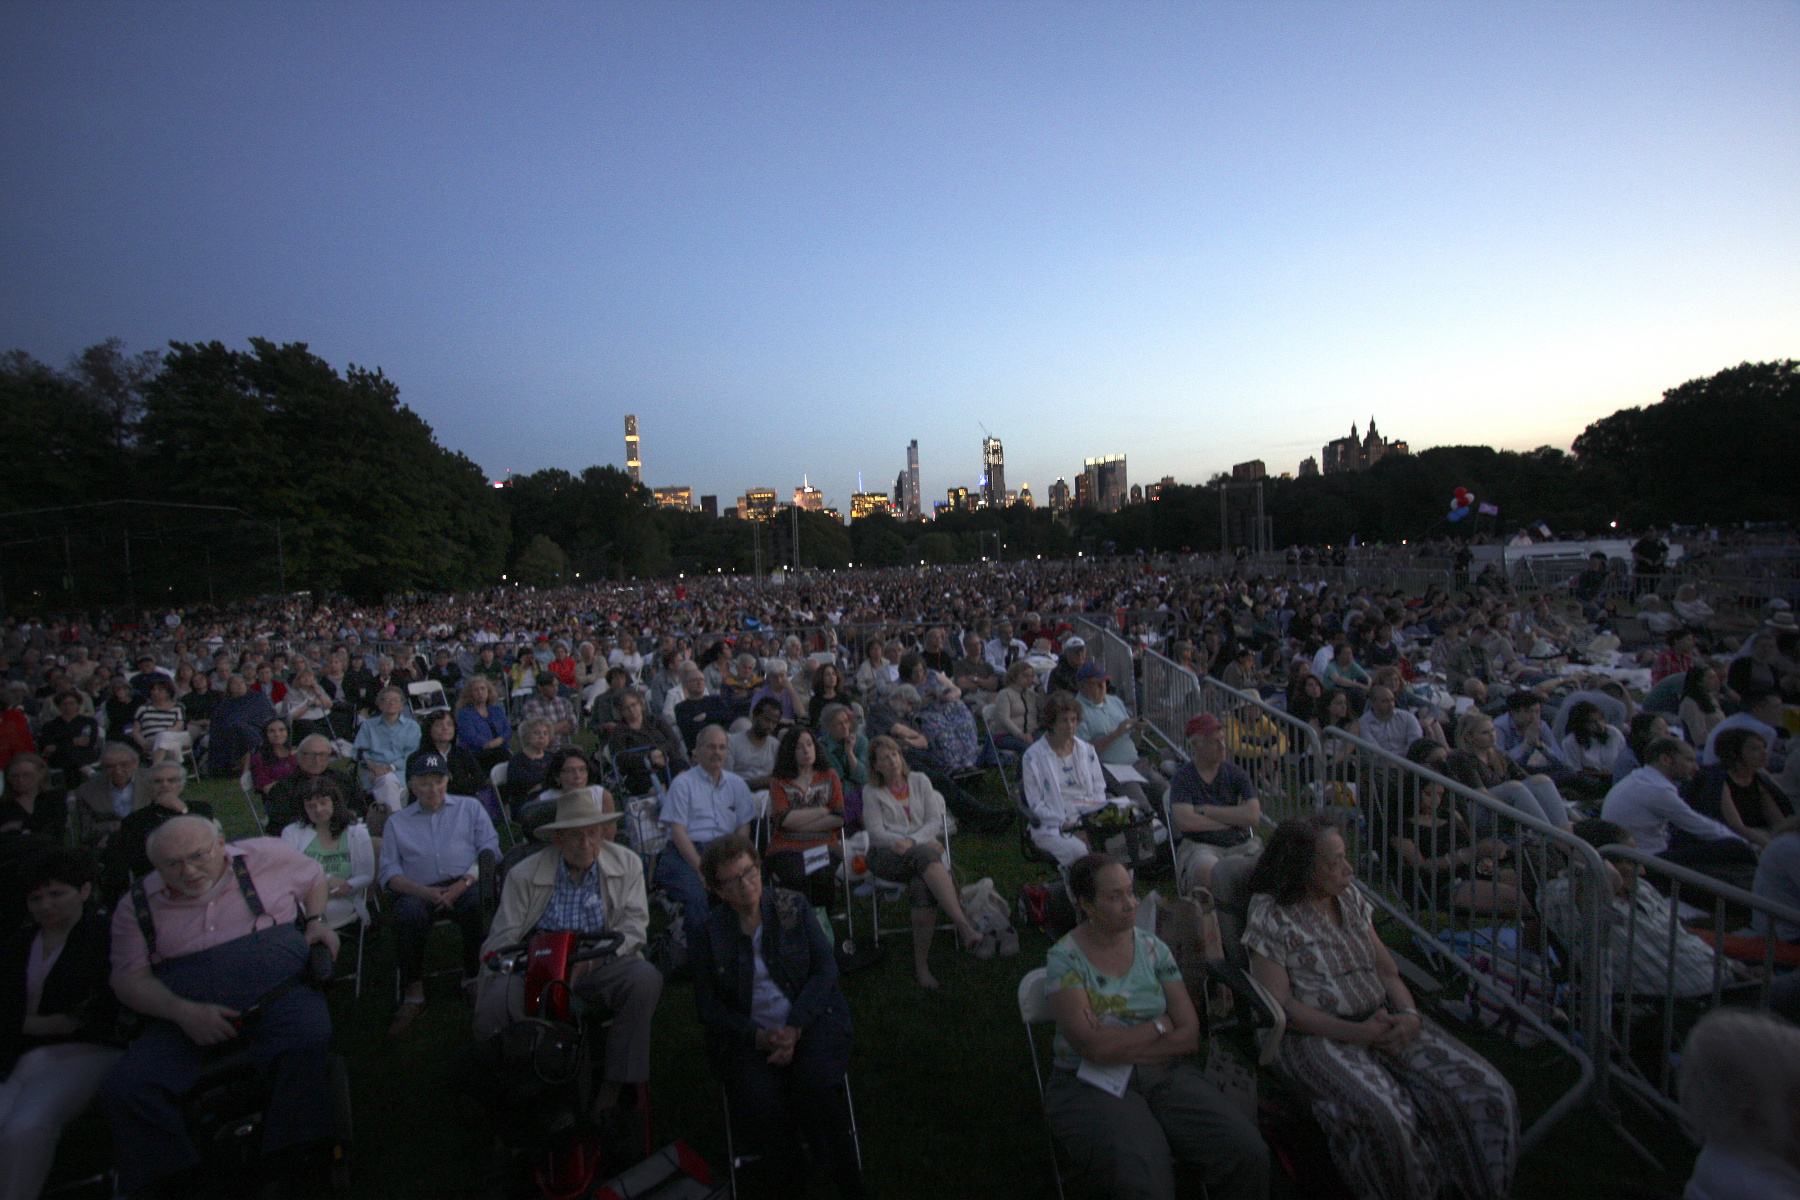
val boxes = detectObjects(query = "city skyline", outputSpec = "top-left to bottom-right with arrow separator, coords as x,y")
2,4 -> 1794,515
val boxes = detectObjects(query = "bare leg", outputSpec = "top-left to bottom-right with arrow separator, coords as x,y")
910,908 -> 941,989
920,861 -> 980,946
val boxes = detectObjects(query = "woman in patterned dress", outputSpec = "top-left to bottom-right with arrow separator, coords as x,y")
1243,814 -> 1518,1200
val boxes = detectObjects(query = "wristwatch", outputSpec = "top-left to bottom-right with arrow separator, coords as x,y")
1151,1017 -> 1168,1036
303,913 -> 326,924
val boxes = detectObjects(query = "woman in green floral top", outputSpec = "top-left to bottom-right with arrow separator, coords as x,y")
1042,853 -> 1268,1200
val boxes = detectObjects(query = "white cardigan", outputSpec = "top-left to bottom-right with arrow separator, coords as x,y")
280,821 -> 375,929
1021,735 -> 1108,831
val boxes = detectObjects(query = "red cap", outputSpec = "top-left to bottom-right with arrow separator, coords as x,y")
1184,713 -> 1223,739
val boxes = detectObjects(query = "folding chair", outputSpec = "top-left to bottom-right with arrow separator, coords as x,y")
1017,967 -> 1070,1200
861,809 -> 958,946
406,679 -> 449,720
721,1074 -> 861,1199
487,760 -> 518,844
238,770 -> 267,833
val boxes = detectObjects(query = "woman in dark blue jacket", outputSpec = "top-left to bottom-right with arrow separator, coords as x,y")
692,833 -> 862,1200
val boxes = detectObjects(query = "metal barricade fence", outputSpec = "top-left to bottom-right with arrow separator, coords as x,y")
1139,649 -> 1326,825
1595,844 -> 1800,1137
1321,727 -> 1610,1153
1069,616 -> 1138,718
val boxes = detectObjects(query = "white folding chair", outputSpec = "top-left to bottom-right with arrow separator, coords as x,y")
1018,967 -> 1069,1200
406,680 -> 449,719
862,809 -> 958,946
238,769 -> 267,832
487,760 -> 518,844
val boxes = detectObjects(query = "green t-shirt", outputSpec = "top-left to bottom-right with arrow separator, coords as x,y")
304,837 -> 351,881
1043,928 -> 1179,1069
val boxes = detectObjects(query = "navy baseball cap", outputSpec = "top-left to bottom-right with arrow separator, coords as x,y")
407,750 -> 450,780
1076,663 -> 1108,682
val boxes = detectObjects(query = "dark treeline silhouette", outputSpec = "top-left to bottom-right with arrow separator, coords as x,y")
1,342 -> 1793,608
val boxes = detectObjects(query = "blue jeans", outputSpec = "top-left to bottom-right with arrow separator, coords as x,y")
656,843 -> 715,942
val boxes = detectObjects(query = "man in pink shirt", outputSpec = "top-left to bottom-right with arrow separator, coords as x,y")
103,815 -> 338,1197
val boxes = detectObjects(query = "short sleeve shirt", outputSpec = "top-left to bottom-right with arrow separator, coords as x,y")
1044,928 -> 1179,1069
1167,761 -> 1256,847
110,838 -> 324,983
1242,886 -> 1387,1019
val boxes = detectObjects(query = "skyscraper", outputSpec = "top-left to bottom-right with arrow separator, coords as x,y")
1049,478 -> 1070,513
624,415 -> 641,485
905,439 -> 921,519
1083,455 -> 1128,512
981,436 -> 1005,509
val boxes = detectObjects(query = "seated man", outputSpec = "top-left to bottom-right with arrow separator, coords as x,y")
726,698 -> 783,800
351,686 -> 421,814
1045,636 -> 1087,697
950,632 -> 1000,698
673,664 -> 737,754
1541,819 -> 1745,998
1493,691 -> 1570,780
72,742 -> 150,849
1074,664 -> 1166,810
380,751 -> 499,1036
1169,714 -> 1263,894
655,726 -> 757,946
263,735 -> 368,836
521,671 -> 578,743
1601,737 -> 1757,875
1359,684 -> 1424,759
474,787 -> 661,1123
103,815 -> 337,1198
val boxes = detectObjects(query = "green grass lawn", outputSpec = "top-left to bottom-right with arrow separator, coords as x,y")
51,770 -> 1698,1199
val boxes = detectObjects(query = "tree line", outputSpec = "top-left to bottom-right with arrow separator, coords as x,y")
1,342 -> 1793,609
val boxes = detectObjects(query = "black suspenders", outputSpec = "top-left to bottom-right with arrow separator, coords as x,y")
131,850 -> 272,965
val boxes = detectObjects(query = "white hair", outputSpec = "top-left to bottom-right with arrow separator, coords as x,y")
1679,1008 -> 1800,1159
144,814 -> 225,862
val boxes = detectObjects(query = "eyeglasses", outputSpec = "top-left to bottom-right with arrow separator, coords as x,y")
715,862 -> 760,891
154,846 -> 219,873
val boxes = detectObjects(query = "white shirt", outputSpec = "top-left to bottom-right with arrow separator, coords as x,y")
1600,766 -> 1743,858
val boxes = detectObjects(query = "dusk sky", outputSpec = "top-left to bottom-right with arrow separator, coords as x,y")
3,2 -> 1795,514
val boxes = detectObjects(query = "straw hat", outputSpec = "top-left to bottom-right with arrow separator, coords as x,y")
534,786 -> 622,835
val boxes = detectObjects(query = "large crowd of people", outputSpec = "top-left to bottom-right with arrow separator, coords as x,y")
0,547 -> 1797,1199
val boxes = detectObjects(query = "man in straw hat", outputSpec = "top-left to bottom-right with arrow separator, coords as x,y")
474,785 -> 660,1118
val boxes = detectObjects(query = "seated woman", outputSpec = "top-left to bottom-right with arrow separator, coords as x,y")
1684,728 -> 1795,853
815,703 -> 868,826
1389,742 -> 1527,917
0,753 -> 68,843
0,849 -> 119,1200
606,690 -> 687,796
455,676 -> 513,772
1445,711 -> 1573,832
1322,642 -> 1372,700
805,662 -> 850,731
1315,689 -> 1362,772
503,717 -> 555,813
245,716 -> 300,796
534,749 -> 618,839
278,775 -> 374,931
1285,672 -> 1326,726
765,726 -> 845,909
990,660 -> 1042,757
1044,853 -> 1268,1200
691,834 -> 863,1200
130,678 -> 187,764
279,665 -> 335,744
861,736 -> 985,987
1677,666 -> 1725,751
421,708 -> 486,798
1558,700 -> 1628,804
1245,815 -> 1519,1200
1021,693 -> 1111,867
